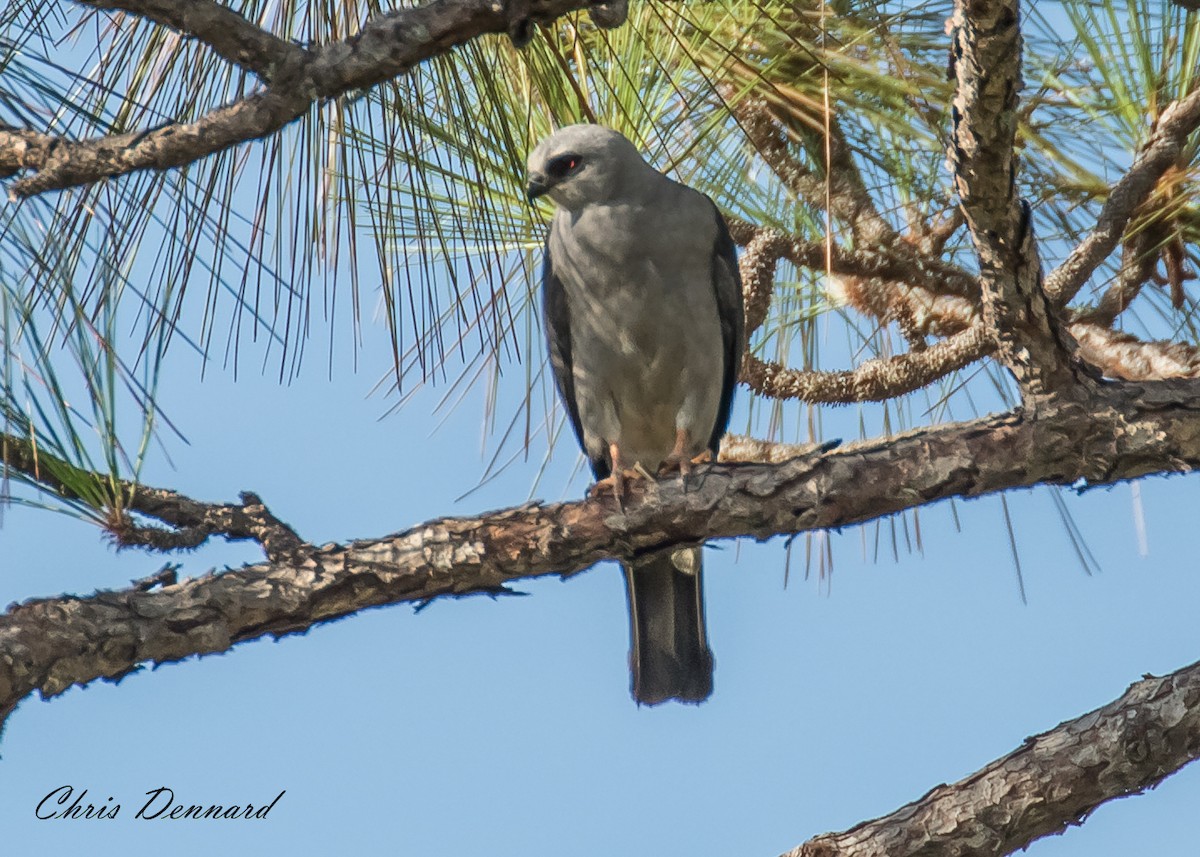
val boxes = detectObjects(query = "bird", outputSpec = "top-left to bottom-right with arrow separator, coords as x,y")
526,124 -> 744,705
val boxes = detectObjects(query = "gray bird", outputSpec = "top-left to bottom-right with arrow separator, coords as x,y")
527,125 -> 744,705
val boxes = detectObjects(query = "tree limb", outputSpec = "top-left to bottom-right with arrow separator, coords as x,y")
74,0 -> 308,78
740,324 -> 989,404
1069,228 -> 1160,327
0,0 -> 598,196
788,658 -> 1200,857
0,433 -> 307,561
6,378 -> 1200,732
728,212 -> 1200,400
1073,323 -> 1200,380
725,220 -> 979,302
1044,88 -> 1200,307
948,0 -> 1076,394
733,96 -> 896,246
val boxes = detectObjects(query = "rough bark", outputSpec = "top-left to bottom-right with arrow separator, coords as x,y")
948,0 -> 1077,394
740,324 -> 989,403
6,378 -> 1200,731
787,659 -> 1200,857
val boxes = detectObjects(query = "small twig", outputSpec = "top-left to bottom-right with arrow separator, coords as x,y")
921,208 -> 965,255
1,432 -> 310,562
1071,229 -> 1159,327
130,563 -> 180,591
1045,87 -> 1200,307
113,487 -> 308,561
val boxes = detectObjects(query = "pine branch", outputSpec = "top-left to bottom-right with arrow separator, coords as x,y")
733,97 -> 894,246
787,659 -> 1200,857
729,208 -> 1200,401
948,0 -> 1076,395
1045,88 -> 1200,307
740,325 -> 989,404
0,433 -> 307,561
0,0 -> 600,196
6,377 -> 1200,731
1073,324 -> 1200,380
724,220 -> 978,303
1070,229 -> 1160,327
74,0 -> 307,77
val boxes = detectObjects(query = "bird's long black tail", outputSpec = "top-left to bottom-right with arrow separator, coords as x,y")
623,547 -> 713,705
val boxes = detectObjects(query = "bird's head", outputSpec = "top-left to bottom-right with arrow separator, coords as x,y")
525,124 -> 647,211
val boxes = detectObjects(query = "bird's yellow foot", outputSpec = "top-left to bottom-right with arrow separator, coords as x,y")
587,442 -> 646,509
657,430 -> 711,480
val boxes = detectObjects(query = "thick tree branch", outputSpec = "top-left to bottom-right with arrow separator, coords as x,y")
6,378 -> 1200,730
788,659 -> 1200,857
948,0 -> 1076,394
0,0 -> 598,196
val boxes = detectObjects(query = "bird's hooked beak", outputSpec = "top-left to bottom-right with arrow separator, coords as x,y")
526,172 -> 552,202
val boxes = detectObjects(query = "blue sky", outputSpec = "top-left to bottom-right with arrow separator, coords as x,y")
2,304 -> 1200,856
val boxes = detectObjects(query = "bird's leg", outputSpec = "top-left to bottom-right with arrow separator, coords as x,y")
589,443 -> 660,507
588,442 -> 628,506
659,428 -> 696,481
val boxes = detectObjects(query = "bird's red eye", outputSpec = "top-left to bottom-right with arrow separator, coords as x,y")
548,154 -> 583,179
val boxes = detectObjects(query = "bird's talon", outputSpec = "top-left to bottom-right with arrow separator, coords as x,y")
657,452 -> 692,479
588,472 -> 623,501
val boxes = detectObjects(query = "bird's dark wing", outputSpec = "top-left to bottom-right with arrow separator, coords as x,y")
542,237 -> 610,480
707,204 -> 745,456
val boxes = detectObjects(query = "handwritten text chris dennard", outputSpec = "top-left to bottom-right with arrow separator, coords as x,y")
36,785 -> 285,821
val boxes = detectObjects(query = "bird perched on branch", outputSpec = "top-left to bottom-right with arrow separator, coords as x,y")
527,125 -> 744,705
